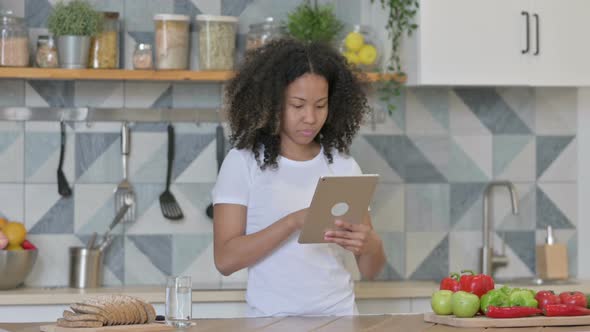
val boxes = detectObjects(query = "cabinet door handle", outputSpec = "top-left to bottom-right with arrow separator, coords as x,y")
521,11 -> 530,54
533,13 -> 540,55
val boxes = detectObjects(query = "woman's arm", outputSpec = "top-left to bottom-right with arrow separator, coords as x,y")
324,215 -> 386,280
213,204 -> 307,276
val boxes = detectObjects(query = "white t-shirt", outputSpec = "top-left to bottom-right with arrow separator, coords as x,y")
211,146 -> 363,317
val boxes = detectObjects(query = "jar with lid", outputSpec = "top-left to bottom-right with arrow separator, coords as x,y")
154,14 -> 190,70
339,25 -> 381,71
89,11 -> 120,69
0,11 -> 29,67
196,15 -> 238,71
133,43 -> 153,70
35,35 -> 58,68
246,17 -> 285,51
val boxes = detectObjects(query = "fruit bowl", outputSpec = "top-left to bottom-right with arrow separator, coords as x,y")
0,249 -> 37,289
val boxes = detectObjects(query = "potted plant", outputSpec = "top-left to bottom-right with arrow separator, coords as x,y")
47,0 -> 102,69
370,0 -> 419,114
286,0 -> 343,44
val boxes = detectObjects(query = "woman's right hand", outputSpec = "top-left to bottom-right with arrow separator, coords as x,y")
288,208 -> 309,230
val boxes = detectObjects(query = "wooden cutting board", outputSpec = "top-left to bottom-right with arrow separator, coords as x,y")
39,323 -> 176,332
424,312 -> 590,328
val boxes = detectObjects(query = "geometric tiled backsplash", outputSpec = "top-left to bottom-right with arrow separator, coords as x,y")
0,0 -> 578,287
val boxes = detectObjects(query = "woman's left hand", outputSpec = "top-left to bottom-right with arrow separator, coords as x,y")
324,219 -> 381,256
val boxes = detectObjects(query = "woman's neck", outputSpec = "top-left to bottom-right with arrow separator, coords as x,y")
280,141 -> 321,161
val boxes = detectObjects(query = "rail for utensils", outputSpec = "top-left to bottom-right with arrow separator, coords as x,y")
0,107 -> 225,123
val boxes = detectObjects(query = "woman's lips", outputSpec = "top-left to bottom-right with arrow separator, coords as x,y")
299,129 -> 315,137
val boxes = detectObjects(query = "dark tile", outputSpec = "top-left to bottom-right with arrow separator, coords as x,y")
450,182 -> 487,227
410,235 -> 449,280
25,0 -> 51,28
28,81 -> 75,107
28,197 -> 74,234
454,88 -> 531,134
221,0 -> 254,16
536,186 -> 575,230
173,133 -> 215,179
363,135 -> 405,179
75,133 -> 119,180
536,136 -> 575,179
128,235 -> 173,276
498,230 -> 535,274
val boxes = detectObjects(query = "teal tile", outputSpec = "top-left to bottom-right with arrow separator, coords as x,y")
405,184 -> 449,232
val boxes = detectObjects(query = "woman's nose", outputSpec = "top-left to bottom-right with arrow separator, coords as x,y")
302,107 -> 316,123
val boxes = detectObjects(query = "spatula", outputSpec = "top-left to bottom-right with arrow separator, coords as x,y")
57,121 -> 72,197
114,122 -> 136,223
206,123 -> 225,219
159,124 -> 184,220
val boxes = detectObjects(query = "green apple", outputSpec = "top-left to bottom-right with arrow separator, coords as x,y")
431,290 -> 453,315
452,291 -> 480,318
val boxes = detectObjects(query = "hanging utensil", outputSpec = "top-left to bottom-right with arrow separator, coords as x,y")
159,124 -> 184,220
97,192 -> 133,252
114,122 -> 136,223
86,232 -> 97,249
206,123 -> 225,219
57,121 -> 72,197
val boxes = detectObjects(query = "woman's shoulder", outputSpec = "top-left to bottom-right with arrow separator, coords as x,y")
226,148 -> 257,165
327,148 -> 362,175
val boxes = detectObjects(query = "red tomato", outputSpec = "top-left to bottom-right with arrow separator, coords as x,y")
559,291 -> 587,308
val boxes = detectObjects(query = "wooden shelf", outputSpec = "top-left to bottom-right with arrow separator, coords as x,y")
0,68 -> 406,83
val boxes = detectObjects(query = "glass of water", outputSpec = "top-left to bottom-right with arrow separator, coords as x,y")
165,275 -> 192,327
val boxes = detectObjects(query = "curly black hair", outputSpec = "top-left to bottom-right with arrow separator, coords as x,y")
225,38 -> 370,169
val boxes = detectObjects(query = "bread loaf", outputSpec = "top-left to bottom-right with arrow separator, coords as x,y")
63,294 -> 157,326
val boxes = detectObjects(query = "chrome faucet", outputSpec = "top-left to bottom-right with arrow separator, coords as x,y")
481,181 -> 519,276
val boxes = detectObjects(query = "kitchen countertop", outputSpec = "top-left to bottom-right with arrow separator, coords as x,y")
0,279 -> 588,306
2,314 -> 590,332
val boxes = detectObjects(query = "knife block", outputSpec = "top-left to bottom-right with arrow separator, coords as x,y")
536,243 -> 568,280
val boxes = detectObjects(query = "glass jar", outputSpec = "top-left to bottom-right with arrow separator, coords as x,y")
196,14 -> 238,71
89,11 -> 120,69
339,25 -> 381,71
246,17 -> 285,51
154,14 -> 190,70
0,11 -> 29,67
35,35 -> 58,68
133,43 -> 153,70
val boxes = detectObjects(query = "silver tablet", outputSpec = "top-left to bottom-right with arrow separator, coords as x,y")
298,174 -> 379,244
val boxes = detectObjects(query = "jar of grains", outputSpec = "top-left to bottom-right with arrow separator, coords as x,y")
154,14 -> 190,70
35,35 -> 58,68
133,43 -> 153,69
246,17 -> 285,51
89,12 -> 120,69
0,11 -> 29,67
196,15 -> 238,71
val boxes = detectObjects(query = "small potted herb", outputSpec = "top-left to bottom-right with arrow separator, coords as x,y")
47,0 -> 102,69
286,0 -> 343,44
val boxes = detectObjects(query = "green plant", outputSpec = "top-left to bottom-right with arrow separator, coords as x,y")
371,0 -> 419,114
47,0 -> 102,37
286,0 -> 343,43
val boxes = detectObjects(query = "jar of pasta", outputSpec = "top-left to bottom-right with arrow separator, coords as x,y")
0,11 -> 29,67
35,35 -> 58,68
88,12 -> 120,69
154,14 -> 190,70
196,15 -> 238,71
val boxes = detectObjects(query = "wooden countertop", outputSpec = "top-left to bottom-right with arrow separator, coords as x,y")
0,280 -> 587,306
2,314 -> 590,332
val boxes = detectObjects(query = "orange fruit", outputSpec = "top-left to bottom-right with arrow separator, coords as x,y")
6,243 -> 23,251
0,217 -> 7,230
3,222 -> 26,246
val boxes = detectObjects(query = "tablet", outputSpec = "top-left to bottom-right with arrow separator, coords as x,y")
298,174 -> 379,244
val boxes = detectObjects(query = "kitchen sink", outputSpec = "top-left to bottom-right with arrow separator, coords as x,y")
495,277 -> 578,286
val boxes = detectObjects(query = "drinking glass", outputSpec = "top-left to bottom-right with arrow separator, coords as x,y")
165,275 -> 192,327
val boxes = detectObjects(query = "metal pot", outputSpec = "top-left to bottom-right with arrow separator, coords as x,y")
0,249 -> 37,289
57,35 -> 90,69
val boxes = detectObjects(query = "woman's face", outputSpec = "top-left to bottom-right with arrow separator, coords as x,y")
280,73 -> 329,148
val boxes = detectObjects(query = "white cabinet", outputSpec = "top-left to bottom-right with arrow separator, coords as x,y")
400,0 -> 590,86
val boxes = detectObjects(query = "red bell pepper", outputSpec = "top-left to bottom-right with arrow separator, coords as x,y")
544,304 -> 590,316
486,306 -> 542,318
559,292 -> 588,308
535,290 -> 561,310
459,270 -> 495,298
439,272 -> 460,292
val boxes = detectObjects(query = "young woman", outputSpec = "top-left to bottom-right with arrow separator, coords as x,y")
212,39 -> 385,317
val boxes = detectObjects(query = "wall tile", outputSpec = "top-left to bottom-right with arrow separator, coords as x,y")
0,122 -> 24,183
405,184 -> 449,232
0,184 -> 24,221
0,80 -> 25,106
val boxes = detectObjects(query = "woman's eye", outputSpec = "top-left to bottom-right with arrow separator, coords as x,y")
317,104 -> 327,109
292,104 -> 304,109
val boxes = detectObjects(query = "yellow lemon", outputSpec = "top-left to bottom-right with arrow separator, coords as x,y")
6,243 -> 23,251
0,217 -> 6,230
344,32 -> 364,52
343,51 -> 360,65
3,222 -> 26,246
358,44 -> 378,65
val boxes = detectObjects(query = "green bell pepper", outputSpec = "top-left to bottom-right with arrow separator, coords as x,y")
480,289 -> 510,313
509,289 -> 538,308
